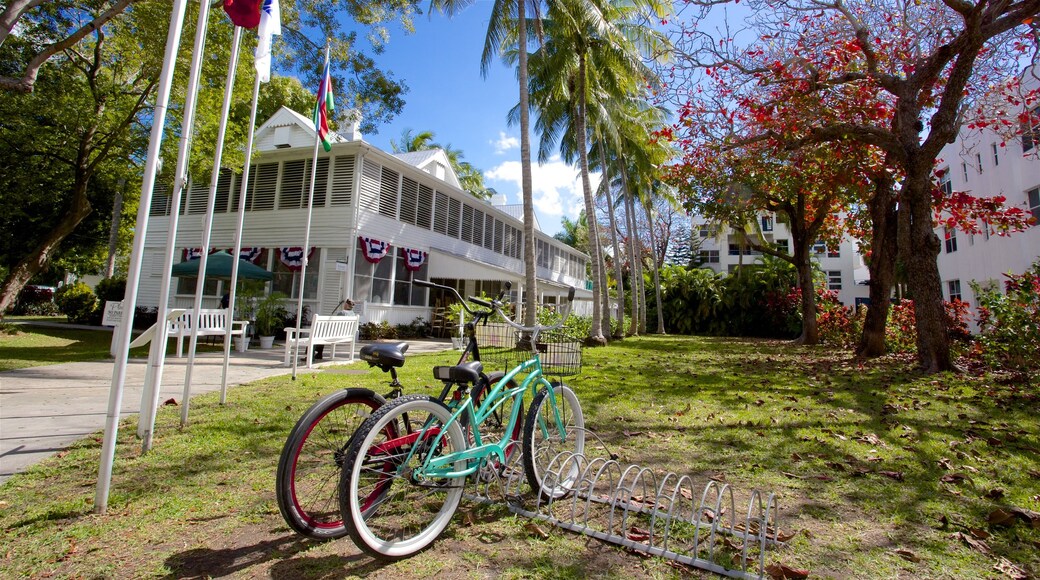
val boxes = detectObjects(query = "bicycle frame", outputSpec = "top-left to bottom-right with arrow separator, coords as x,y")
414,355 -> 565,481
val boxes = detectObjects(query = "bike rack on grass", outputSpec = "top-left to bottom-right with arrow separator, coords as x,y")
467,447 -> 784,580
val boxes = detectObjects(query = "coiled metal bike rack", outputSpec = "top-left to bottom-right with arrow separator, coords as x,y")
468,447 -> 783,580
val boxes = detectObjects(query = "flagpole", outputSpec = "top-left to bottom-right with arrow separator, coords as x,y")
221,73 -> 261,401
292,41 -> 331,380
95,0 -> 190,514
139,0 -> 214,452
181,24 -> 243,426
223,0 -> 279,398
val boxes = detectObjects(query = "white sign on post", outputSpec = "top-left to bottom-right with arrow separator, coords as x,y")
103,301 -> 124,356
102,300 -> 124,327
335,260 -> 348,272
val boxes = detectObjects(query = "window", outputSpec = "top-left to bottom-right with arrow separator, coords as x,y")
938,168 -> 952,196
728,244 -> 754,256
975,153 -> 983,174
273,249 -> 320,300
1028,186 -> 1040,221
353,246 -> 393,304
698,225 -> 711,238
812,241 -> 827,254
1022,104 -> 1040,153
982,218 -> 991,241
828,248 -> 841,258
992,143 -> 999,166
947,279 -> 962,302
774,239 -> 789,254
700,250 -> 720,263
827,270 -> 842,291
962,162 -> 969,181
944,227 -> 958,253
392,249 -> 429,306
761,215 -> 773,232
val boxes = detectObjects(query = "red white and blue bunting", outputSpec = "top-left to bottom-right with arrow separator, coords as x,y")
402,247 -> 428,272
279,247 -> 315,271
182,247 -> 219,261
359,236 -> 391,264
228,247 -> 264,264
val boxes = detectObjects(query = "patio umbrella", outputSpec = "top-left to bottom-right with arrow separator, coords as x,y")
171,251 -> 273,280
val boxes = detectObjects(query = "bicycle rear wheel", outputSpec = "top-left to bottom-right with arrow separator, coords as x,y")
339,395 -> 467,559
276,388 -> 385,539
522,384 -> 585,500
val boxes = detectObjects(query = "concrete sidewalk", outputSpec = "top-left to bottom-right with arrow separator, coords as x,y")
0,337 -> 452,484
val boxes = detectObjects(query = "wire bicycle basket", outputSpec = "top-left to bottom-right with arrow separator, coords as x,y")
475,323 -> 583,377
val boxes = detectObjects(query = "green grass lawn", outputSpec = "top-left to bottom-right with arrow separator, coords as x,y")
0,318 -> 222,371
0,335 -> 1037,579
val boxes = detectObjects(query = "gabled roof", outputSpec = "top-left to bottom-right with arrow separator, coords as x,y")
254,106 -> 345,151
391,149 -> 462,189
496,203 -> 542,232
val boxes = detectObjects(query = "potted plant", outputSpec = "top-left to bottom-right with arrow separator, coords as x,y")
254,291 -> 288,349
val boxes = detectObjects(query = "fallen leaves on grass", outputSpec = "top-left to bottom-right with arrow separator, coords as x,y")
765,562 -> 810,579
892,548 -> 921,563
626,526 -> 651,542
524,522 -> 549,540
952,531 -> 991,555
989,507 -> 1040,528
994,557 -> 1028,580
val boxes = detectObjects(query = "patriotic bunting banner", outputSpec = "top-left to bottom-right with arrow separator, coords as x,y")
359,236 -> 391,264
402,248 -> 428,272
182,248 -> 220,261
231,247 -> 263,263
279,247 -> 314,271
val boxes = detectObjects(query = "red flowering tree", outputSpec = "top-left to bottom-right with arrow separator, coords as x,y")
662,0 -> 1040,372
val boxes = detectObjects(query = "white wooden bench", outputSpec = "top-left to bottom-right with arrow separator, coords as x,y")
283,314 -> 359,367
167,308 -> 250,357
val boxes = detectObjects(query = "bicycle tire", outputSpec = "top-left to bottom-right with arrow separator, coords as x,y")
339,394 -> 466,559
276,388 -> 386,540
522,384 -> 585,500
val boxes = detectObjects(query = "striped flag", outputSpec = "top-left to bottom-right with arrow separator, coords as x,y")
313,61 -> 335,152
254,0 -> 280,82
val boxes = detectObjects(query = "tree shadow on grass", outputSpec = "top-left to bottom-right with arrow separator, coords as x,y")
162,535 -> 389,579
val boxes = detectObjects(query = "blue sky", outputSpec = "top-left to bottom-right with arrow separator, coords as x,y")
360,7 -> 592,237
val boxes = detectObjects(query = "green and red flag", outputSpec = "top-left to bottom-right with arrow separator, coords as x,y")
313,62 -> 334,152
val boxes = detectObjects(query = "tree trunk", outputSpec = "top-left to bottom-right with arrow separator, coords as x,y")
621,171 -> 639,337
901,173 -> 955,373
599,143 -> 624,339
517,0 -> 537,327
105,179 -> 125,278
856,171 -> 898,358
0,181 -> 93,315
793,243 -> 819,345
643,199 -> 666,334
576,56 -> 606,345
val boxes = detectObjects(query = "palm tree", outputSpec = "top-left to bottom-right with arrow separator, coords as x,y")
390,128 -> 436,153
517,0 -> 668,344
390,128 -> 493,200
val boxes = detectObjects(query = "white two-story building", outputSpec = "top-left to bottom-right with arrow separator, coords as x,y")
140,107 -> 590,327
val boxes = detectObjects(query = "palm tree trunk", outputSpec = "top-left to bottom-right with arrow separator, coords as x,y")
576,55 -> 606,345
622,181 -> 639,336
601,147 -> 625,339
643,198 -> 666,334
517,0 -> 537,327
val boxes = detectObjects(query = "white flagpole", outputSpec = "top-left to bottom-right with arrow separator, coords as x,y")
222,73 -> 261,401
222,0 -> 279,398
292,42 -> 330,380
181,24 -> 243,426
139,0 -> 214,452
95,0 -> 190,514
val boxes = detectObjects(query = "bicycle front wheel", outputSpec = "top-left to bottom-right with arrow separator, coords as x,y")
339,395 -> 467,559
276,388 -> 385,540
523,384 -> 585,500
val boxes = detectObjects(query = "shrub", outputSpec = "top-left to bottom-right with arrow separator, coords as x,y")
816,289 -> 857,347
394,317 -> 429,339
971,261 -> 1040,376
94,278 -> 126,303
11,285 -> 59,315
359,321 -> 397,340
55,282 -> 98,324
885,298 -> 974,355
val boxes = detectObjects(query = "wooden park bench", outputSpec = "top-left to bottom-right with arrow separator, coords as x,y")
167,308 -> 250,357
283,313 -> 360,368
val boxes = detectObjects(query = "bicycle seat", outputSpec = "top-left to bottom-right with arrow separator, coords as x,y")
432,360 -> 483,384
359,342 -> 410,371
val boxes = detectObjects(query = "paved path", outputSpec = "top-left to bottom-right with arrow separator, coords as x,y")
0,337 -> 452,484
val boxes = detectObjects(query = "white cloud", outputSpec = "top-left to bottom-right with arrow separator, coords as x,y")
485,155 -> 598,233
492,132 -> 519,154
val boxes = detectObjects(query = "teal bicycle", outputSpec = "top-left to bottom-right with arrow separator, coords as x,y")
337,287 -> 585,559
